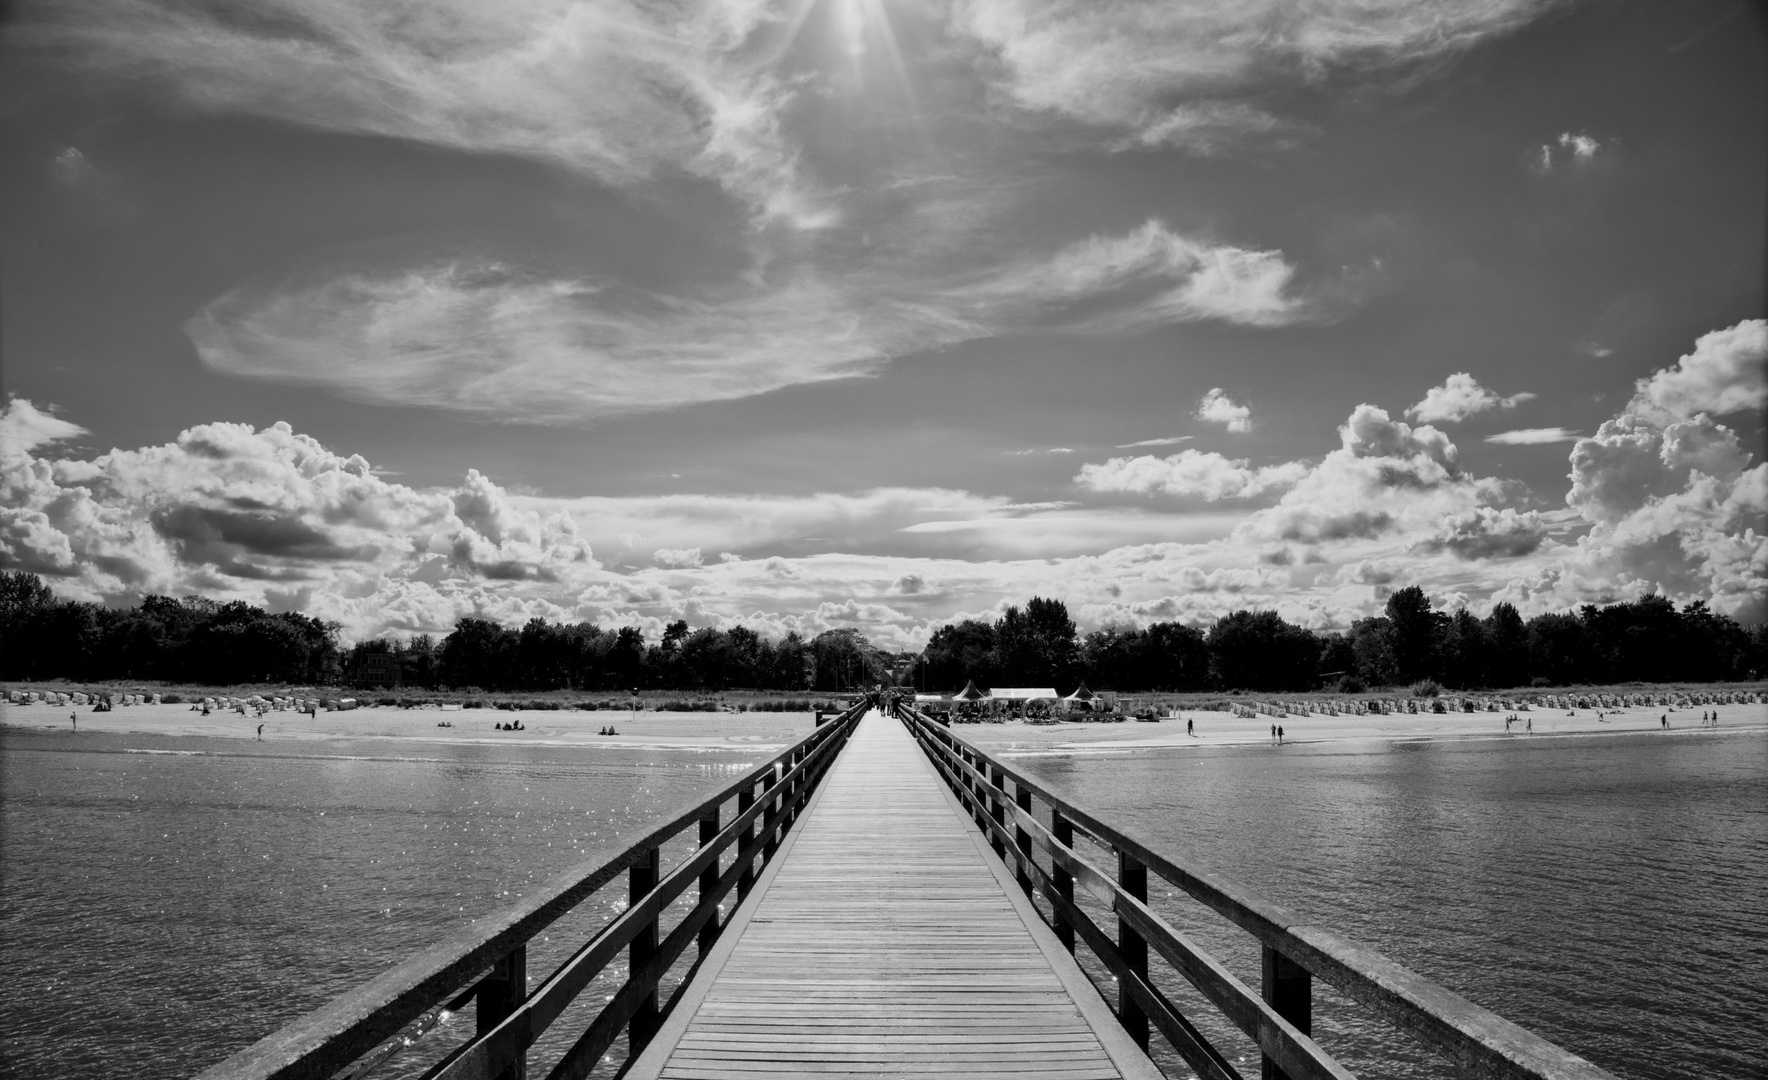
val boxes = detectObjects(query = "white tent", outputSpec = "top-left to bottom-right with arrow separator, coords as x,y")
988,687 -> 1059,701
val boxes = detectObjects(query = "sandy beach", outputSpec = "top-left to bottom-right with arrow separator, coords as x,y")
953,701 -> 1767,755
0,701 -> 819,752
5,698 -> 1761,755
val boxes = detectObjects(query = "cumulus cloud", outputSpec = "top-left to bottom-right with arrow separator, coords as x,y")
653,547 -> 704,569
1487,427 -> 1579,445
189,221 -> 1306,423
1406,372 -> 1534,424
1195,388 -> 1252,432
0,403 -> 595,637
1234,404 -> 1476,546
952,0 -> 1562,149
1485,320 -> 1768,622
0,397 -> 90,455
1413,507 -> 1547,560
1076,449 -> 1305,501
15,0 -> 831,228
1624,318 -> 1767,425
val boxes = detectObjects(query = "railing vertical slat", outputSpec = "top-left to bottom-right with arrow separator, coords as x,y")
737,781 -> 758,902
697,808 -> 720,956
476,946 -> 528,1080
988,764 -> 1008,858
627,847 -> 661,1054
1013,783 -> 1035,899
1119,851 -> 1150,1050
1052,808 -> 1076,954
762,763 -> 784,859
1262,945 -> 1312,1080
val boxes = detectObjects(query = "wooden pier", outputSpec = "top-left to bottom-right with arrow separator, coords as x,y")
624,708 -> 1157,1080
197,695 -> 1622,1080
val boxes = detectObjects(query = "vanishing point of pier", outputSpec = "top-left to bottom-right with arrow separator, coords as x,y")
198,699 -> 1622,1080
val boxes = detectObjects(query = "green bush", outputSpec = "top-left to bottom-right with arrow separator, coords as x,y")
1410,679 -> 1443,698
161,693 -> 184,704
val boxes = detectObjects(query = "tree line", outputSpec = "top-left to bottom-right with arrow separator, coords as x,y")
1,570 -> 1759,692
0,572 -> 890,691
911,589 -> 1764,693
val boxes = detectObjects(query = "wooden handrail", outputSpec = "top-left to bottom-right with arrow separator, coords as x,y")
196,698 -> 870,1080
891,698 -> 1620,1080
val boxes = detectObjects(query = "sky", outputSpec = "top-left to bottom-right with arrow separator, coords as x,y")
2,0 -> 1764,650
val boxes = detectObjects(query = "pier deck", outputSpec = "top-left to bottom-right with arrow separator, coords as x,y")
628,709 -> 1159,1080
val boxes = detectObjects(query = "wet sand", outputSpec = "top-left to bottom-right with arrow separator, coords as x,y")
953,702 -> 1766,755
0,702 -> 817,752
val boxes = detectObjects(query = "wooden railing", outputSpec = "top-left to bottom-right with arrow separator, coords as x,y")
889,698 -> 1619,1080
196,698 -> 870,1080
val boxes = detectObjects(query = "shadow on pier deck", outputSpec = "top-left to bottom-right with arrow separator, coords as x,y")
196,695 -> 1621,1080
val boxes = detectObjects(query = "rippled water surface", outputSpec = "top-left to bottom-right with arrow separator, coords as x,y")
3,724 -> 1764,1079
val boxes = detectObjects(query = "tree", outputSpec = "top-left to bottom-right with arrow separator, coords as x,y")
1383,587 -> 1445,684
1207,610 -> 1319,691
1484,603 -> 1529,688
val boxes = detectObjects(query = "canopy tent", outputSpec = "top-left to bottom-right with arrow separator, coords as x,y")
1063,683 -> 1096,702
988,687 -> 1059,701
953,681 -> 986,701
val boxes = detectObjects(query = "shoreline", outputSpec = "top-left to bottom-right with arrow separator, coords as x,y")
0,702 -> 815,752
953,702 -> 1767,755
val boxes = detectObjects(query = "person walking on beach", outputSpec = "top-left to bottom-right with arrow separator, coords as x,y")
1277,725 -> 1284,744
1271,723 -> 1277,742
1660,714 -> 1667,728
1526,717 -> 1532,734
256,723 -> 263,740
71,712 -> 76,731
1187,718 -> 1193,736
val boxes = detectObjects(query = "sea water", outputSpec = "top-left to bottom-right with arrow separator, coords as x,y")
2,725 -> 1763,1079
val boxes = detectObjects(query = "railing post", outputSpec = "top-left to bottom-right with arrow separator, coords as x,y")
988,764 -> 1008,857
1051,809 -> 1075,954
737,780 -> 758,902
1118,850 -> 1149,1049
1013,783 -> 1034,898
476,945 -> 527,1080
1261,947 -> 1312,1080
628,846 -> 661,1053
698,807 -> 720,956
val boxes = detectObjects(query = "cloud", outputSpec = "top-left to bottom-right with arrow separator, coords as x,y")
1076,449 -> 1306,501
959,220 -> 1306,330
1116,435 -> 1194,449
0,397 -> 90,455
1195,388 -> 1252,432
653,547 -> 704,569
1234,404 -> 1477,546
1486,427 -> 1579,445
1118,101 -> 1304,154
189,221 -> 1306,423
1,404 -> 595,635
1624,318 -> 1767,425
1406,372 -> 1533,424
186,260 -> 927,423
952,0 -> 1563,148
1532,130 -> 1605,173
16,0 -> 830,229
1413,507 -> 1547,560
